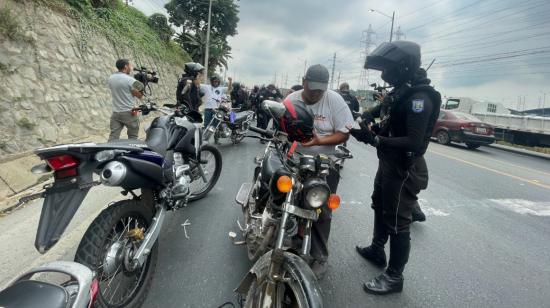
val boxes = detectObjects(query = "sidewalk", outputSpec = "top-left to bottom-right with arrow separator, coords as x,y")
488,143 -> 550,160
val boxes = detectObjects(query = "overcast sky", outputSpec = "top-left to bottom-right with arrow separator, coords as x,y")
134,0 -> 550,110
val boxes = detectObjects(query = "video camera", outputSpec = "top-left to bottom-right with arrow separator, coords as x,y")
370,83 -> 388,101
134,66 -> 159,86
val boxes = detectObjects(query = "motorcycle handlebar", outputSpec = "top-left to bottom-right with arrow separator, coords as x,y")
249,126 -> 274,139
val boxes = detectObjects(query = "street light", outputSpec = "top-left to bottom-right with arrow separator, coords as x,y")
369,9 -> 395,42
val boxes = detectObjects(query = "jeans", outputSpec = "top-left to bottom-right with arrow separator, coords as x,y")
203,108 -> 215,129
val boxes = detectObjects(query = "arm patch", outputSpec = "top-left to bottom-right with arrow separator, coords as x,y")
412,99 -> 424,113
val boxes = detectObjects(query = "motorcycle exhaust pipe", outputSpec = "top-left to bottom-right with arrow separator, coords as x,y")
100,161 -> 150,189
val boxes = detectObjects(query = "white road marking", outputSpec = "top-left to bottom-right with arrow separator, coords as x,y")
418,199 -> 450,217
489,199 -> 550,217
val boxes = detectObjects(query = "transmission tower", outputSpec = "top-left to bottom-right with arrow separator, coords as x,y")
394,26 -> 405,40
358,24 -> 375,91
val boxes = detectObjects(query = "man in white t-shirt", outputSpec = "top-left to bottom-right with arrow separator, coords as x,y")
286,64 -> 354,279
200,75 -> 232,128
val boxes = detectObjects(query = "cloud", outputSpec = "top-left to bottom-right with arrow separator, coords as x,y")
136,0 -> 550,109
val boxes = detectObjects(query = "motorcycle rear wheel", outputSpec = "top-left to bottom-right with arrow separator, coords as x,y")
188,144 -> 223,201
75,200 -> 157,308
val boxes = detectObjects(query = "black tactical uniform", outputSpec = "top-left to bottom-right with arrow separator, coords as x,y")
350,41 -> 441,295
176,62 -> 205,112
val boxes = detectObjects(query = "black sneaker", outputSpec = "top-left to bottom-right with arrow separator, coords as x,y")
310,260 -> 328,280
363,271 -> 404,295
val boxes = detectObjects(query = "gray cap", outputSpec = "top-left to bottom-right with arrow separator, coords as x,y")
304,64 -> 329,91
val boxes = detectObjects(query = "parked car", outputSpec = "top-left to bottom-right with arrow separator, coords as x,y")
432,110 -> 495,149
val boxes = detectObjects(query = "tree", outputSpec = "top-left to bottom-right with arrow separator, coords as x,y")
148,13 -> 174,43
165,0 -> 239,72
165,0 -> 239,39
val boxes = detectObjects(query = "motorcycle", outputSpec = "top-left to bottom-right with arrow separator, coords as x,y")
231,101 -> 353,308
203,97 -> 254,144
23,101 -> 222,307
0,261 -> 98,308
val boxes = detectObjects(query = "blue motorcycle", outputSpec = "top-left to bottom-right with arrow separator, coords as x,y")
24,102 -> 222,307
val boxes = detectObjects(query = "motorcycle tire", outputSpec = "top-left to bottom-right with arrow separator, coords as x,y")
75,199 -> 157,308
188,144 -> 223,202
245,252 -> 322,308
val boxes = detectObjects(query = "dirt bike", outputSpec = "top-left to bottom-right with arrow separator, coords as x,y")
22,101 -> 222,307
203,98 -> 254,144
231,101 -> 353,308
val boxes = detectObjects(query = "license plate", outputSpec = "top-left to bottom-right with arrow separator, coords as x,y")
475,127 -> 487,134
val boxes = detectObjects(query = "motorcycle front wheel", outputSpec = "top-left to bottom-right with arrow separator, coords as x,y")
75,200 -> 157,308
245,257 -> 320,308
188,144 -> 223,201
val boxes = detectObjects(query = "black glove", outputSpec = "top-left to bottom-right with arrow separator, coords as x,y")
360,111 -> 375,125
350,122 -> 379,147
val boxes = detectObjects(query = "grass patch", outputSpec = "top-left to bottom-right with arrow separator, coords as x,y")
496,141 -> 550,155
57,0 -> 190,66
0,5 -> 24,41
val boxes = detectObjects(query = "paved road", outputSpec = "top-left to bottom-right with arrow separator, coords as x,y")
1,139 -> 549,307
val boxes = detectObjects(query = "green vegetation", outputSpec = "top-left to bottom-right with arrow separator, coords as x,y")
496,141 -> 550,155
16,118 -> 36,130
0,4 -> 31,42
33,0 -> 189,66
166,0 -> 239,74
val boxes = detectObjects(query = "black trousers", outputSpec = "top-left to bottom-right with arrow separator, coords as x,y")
371,157 -> 429,234
310,169 -> 340,262
257,110 -> 270,129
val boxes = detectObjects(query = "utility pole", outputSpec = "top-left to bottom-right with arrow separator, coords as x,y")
336,71 -> 341,88
284,73 -> 288,89
274,72 -> 277,87
389,11 -> 395,42
395,26 -> 405,40
329,53 -> 336,90
204,0 -> 214,82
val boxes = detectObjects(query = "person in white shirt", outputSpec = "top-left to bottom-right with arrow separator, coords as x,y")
200,75 -> 232,128
286,64 -> 354,279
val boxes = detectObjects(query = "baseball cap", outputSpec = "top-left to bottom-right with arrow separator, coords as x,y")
304,64 -> 329,91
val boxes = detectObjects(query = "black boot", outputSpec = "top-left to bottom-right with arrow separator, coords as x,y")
411,202 -> 426,222
356,209 -> 388,268
363,232 -> 410,295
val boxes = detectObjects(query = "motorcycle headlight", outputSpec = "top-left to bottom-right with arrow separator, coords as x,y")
303,179 -> 330,209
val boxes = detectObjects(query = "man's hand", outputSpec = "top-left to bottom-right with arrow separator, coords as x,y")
301,133 -> 320,147
350,123 -> 378,147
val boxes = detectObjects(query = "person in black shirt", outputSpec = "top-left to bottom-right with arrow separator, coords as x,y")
257,84 -> 283,130
176,62 -> 205,111
337,82 -> 360,114
350,41 -> 441,295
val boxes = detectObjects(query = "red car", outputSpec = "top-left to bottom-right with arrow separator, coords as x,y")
432,110 -> 495,149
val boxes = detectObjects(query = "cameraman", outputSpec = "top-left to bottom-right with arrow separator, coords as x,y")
176,62 -> 205,111
337,82 -> 360,114
107,59 -> 144,141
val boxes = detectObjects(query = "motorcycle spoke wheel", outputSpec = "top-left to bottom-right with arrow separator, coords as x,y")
188,144 -> 222,201
75,200 -> 157,308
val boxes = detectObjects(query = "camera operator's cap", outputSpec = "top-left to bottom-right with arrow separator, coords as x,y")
304,64 -> 329,91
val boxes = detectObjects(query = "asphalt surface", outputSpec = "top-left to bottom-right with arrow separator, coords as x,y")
1,138 -> 549,307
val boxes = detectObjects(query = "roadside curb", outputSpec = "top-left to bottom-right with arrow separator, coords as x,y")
488,144 -> 550,160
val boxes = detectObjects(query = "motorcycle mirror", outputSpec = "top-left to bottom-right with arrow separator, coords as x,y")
335,145 -> 352,159
370,83 -> 377,88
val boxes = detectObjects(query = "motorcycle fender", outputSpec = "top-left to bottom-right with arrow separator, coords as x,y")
234,250 -> 323,308
35,174 -> 92,254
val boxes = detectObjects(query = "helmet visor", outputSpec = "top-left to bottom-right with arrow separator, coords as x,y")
365,42 -> 409,71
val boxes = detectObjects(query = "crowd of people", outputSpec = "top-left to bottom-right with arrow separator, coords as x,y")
107,39 -> 441,296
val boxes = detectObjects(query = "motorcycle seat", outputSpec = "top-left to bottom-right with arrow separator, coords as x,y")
0,280 -> 69,308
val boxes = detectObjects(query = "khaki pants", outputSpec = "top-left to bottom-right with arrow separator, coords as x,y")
108,111 -> 140,141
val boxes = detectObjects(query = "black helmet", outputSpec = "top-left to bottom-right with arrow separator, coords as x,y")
210,75 -> 220,83
184,62 -> 204,77
277,98 -> 314,143
365,41 -> 421,86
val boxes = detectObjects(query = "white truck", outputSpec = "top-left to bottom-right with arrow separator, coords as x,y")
442,97 -> 550,146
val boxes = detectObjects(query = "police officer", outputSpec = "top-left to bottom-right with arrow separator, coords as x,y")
176,62 -> 205,111
337,82 -> 360,114
350,41 -> 441,295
